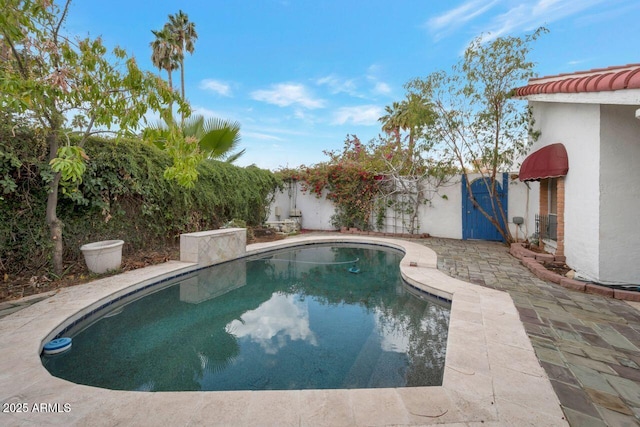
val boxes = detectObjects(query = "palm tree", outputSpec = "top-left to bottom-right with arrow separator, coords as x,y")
184,115 -> 245,162
150,27 -> 179,91
167,10 -> 198,101
379,101 -> 404,149
380,95 -> 435,160
144,114 -> 245,163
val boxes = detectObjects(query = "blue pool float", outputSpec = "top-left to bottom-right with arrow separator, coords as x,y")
43,337 -> 72,355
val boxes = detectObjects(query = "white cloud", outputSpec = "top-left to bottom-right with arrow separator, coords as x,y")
364,64 -> 393,98
483,0 -> 608,42
199,79 -> 232,97
249,126 -> 309,137
191,105 -> 237,121
242,131 -> 285,141
316,74 -> 359,96
372,81 -> 392,96
251,83 -> 326,109
333,105 -> 383,126
427,0 -> 498,33
428,0 -> 609,42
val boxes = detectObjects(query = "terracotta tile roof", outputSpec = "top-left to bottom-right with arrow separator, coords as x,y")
515,63 -> 640,96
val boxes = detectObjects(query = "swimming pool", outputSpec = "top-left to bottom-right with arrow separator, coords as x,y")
3,235 -> 565,425
42,244 -> 450,392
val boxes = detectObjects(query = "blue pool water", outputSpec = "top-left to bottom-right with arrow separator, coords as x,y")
42,244 -> 450,391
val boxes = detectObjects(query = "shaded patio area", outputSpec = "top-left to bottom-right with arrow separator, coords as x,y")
421,237 -> 640,427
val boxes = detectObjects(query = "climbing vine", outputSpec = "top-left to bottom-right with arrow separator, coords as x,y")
277,135 -> 382,230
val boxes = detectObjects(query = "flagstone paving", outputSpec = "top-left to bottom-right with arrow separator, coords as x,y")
420,237 -> 640,427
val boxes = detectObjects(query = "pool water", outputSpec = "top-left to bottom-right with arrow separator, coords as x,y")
42,245 -> 450,391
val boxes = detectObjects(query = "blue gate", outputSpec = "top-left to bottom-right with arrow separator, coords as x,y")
462,173 -> 508,242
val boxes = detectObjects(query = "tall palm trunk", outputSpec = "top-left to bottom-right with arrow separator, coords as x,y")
179,57 -> 185,100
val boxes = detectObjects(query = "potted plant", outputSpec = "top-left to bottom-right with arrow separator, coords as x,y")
80,240 -> 125,274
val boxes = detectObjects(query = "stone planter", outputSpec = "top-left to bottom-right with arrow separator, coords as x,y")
80,240 -> 124,274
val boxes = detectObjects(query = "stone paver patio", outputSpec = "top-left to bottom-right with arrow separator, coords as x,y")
420,237 -> 640,427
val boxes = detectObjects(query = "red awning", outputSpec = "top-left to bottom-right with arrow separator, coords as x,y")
519,143 -> 569,182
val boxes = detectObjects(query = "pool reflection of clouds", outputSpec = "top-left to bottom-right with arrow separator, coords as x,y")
225,292 -> 318,354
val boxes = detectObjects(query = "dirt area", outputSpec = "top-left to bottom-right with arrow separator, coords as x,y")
0,227 -> 286,303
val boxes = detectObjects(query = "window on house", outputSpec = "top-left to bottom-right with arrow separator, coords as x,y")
535,178 -> 558,241
549,178 -> 557,215
547,178 -> 557,240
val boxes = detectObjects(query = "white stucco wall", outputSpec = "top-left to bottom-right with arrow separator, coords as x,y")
507,178 -> 533,242
527,101 -> 602,281
598,104 -> 640,284
524,180 -> 540,241
417,178 -> 463,239
267,174 -> 530,241
268,182 -> 335,230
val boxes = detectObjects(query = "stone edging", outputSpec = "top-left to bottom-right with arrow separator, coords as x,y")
510,243 -> 640,302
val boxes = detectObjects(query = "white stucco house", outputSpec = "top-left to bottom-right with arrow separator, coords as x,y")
515,63 -> 640,285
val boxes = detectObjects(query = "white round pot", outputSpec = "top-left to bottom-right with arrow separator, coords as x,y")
80,240 -> 124,274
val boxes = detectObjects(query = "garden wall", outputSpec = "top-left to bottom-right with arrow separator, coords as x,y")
268,173 -> 532,241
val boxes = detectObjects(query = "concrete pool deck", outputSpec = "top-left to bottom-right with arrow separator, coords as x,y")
0,235 -> 567,426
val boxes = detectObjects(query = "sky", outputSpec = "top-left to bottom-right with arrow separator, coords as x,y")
65,0 -> 640,171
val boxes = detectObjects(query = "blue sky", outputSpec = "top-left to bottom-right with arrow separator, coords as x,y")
66,0 -> 640,170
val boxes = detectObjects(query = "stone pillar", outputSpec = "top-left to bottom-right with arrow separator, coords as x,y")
180,228 -> 246,266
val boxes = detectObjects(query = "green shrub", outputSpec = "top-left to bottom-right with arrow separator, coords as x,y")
0,135 -> 281,275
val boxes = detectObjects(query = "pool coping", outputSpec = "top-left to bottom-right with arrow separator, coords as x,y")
0,235 -> 567,426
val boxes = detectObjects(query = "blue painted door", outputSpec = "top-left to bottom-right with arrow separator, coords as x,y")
462,173 -> 508,242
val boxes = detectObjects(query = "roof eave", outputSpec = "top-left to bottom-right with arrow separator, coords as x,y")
515,89 -> 640,105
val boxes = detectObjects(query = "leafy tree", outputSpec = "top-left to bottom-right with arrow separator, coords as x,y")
166,10 -> 197,101
407,28 -> 546,243
0,0 -> 184,275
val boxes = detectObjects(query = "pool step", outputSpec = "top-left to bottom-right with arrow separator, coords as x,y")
342,329 -> 380,388
367,351 -> 406,388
